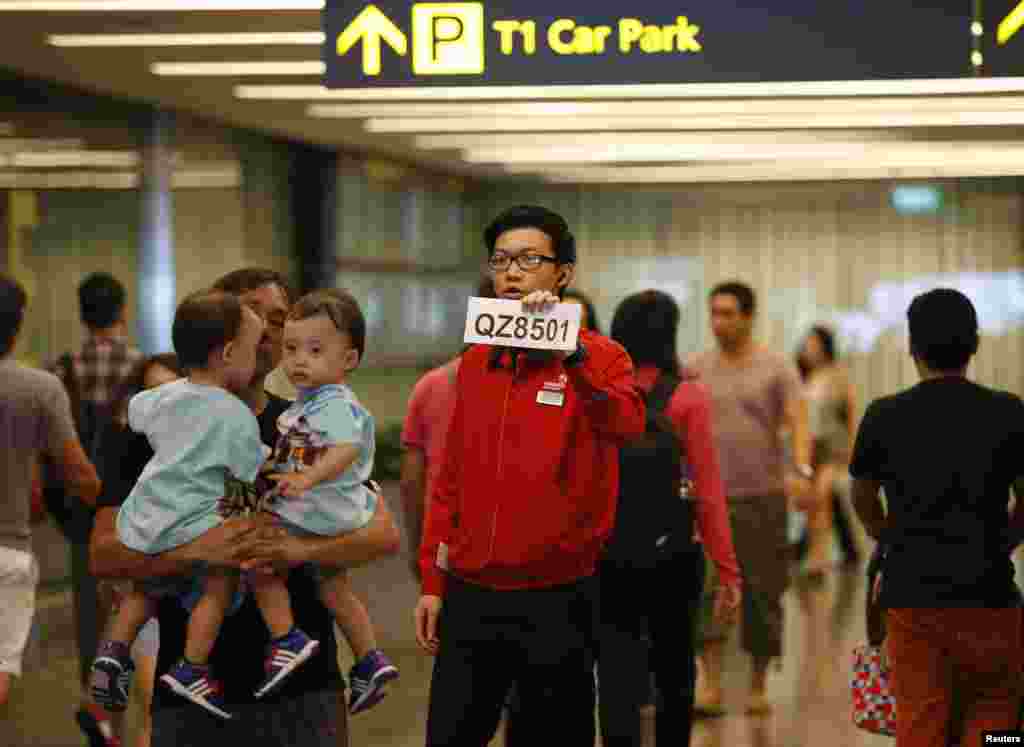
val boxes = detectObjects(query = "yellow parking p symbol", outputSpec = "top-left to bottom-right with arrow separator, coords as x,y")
412,2 -> 485,75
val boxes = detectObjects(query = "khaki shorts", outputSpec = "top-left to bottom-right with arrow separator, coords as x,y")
0,546 -> 39,677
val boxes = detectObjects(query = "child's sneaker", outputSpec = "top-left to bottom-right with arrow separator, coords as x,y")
348,649 -> 399,715
89,641 -> 135,712
254,628 -> 320,699
159,660 -> 233,720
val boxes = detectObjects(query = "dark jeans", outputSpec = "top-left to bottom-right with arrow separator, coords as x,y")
426,575 -> 598,747
68,502 -> 104,688
596,547 -> 705,747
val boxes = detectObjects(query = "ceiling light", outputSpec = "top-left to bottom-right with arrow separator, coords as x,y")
49,31 -> 324,46
0,137 -> 84,152
0,171 -> 138,189
8,150 -> 140,168
308,96 -> 1024,120
0,167 -> 241,188
364,111 -> 1024,133
464,142 -> 1024,165
153,61 -> 324,76
171,164 -> 241,188
536,159 -> 1024,184
237,77 -> 1024,101
412,131 -> 921,150
0,0 -> 323,10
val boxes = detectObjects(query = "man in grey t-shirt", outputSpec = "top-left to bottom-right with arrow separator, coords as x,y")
687,281 -> 812,716
0,274 -> 100,711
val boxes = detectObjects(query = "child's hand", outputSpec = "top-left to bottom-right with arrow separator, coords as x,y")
266,472 -> 313,498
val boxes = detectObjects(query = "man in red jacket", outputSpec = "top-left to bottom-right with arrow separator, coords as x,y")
414,205 -> 645,746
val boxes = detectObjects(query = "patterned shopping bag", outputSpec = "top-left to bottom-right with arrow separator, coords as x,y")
851,642 -> 896,737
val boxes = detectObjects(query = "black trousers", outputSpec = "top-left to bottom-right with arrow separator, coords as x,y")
425,575 -> 598,747
596,547 -> 705,747
68,502 -> 104,688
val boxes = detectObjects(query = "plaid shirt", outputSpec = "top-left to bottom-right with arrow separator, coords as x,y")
51,336 -> 144,406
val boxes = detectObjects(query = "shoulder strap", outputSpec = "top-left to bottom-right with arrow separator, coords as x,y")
646,372 -> 682,416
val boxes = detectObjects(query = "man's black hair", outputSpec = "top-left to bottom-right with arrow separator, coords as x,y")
611,289 -> 680,377
907,288 -> 979,372
78,272 -> 126,330
709,281 -> 757,316
213,267 -> 294,304
483,205 -> 577,265
0,273 -> 27,357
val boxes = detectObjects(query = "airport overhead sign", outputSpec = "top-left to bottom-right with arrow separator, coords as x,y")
989,0 -> 1024,76
323,1 -> 973,88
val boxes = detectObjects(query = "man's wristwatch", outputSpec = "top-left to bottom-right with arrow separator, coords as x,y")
563,342 -> 588,368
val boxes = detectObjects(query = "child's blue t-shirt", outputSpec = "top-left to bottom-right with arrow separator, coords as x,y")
117,380 -> 266,554
265,383 -> 376,536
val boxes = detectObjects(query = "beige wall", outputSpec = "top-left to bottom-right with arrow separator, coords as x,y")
4,114 -> 301,367
478,180 -> 1024,417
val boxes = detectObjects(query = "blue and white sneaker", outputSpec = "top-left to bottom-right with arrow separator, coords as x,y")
159,661 -> 232,720
348,649 -> 399,715
90,641 -> 135,712
254,628 -> 320,699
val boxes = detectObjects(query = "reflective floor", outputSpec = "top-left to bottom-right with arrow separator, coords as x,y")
6,494 -> 892,747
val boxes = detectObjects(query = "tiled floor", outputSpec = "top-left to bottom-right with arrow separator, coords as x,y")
5,492 -> 892,747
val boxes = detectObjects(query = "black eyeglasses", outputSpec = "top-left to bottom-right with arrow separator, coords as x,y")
487,251 -> 558,273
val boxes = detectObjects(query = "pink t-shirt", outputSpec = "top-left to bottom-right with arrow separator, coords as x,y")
401,358 -> 460,500
688,347 -> 802,499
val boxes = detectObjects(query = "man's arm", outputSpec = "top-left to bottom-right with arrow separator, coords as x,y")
399,447 -> 428,580
852,478 -> 886,540
56,438 -> 101,506
240,488 -> 401,572
419,375 -> 466,599
563,344 -> 645,443
783,391 -> 812,472
89,506 -> 265,579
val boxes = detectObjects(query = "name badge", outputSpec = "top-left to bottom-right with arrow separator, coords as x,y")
536,389 -> 565,407
463,297 -> 581,352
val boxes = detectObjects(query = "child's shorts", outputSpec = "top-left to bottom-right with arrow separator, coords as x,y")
139,563 -> 248,616
0,546 -> 39,677
276,519 -> 347,582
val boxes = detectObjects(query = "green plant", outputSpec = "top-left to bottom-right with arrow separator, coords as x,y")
373,420 -> 405,482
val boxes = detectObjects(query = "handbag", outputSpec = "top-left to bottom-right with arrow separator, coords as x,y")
851,544 -> 896,737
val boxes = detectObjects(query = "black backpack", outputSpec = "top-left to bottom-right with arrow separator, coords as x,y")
603,371 -> 697,570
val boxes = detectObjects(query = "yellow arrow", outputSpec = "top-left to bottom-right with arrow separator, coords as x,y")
998,0 -> 1024,45
336,4 -> 408,76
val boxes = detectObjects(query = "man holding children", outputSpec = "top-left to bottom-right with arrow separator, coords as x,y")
88,269 -> 401,747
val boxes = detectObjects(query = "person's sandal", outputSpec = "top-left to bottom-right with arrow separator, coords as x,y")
693,695 -> 726,718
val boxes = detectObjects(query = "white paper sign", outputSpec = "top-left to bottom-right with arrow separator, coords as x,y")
463,297 -> 581,352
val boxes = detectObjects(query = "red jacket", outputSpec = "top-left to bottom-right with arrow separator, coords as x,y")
419,330 -> 645,597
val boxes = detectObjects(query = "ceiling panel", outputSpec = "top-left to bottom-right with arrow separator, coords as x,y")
1,6 -> 1024,183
